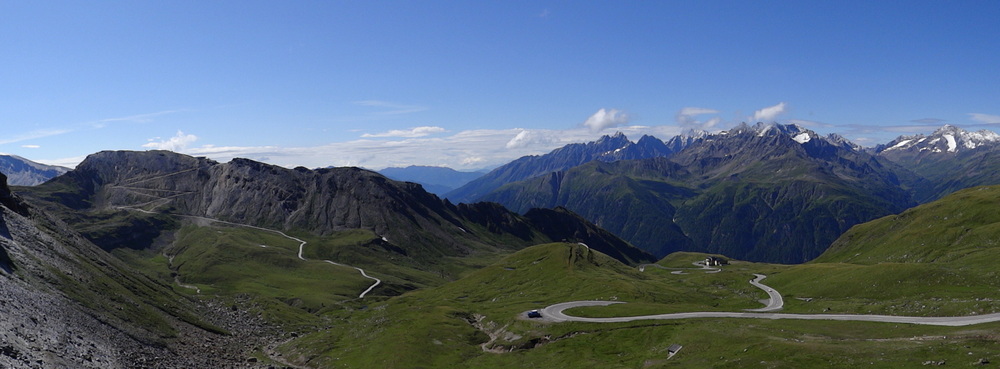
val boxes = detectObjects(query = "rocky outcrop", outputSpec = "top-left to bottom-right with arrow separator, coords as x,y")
0,173 -> 279,368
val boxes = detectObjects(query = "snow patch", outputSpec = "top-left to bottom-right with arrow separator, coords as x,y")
792,133 -> 811,144
885,139 -> 912,151
944,134 -> 957,152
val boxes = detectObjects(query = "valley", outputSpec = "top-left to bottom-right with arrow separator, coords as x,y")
3,141 -> 1000,368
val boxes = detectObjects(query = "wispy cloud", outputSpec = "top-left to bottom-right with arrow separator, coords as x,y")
361,126 -> 447,138
675,107 -> 721,130
1,109 -> 181,145
969,113 -> 1000,124
353,100 -> 428,115
0,128 -> 74,145
910,118 -> 947,124
752,102 -> 787,122
94,110 -> 182,126
20,145 -> 40,149
678,107 -> 719,116
582,108 -> 630,132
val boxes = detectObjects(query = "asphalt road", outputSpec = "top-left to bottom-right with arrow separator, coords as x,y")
745,274 -> 783,312
536,273 -> 1000,327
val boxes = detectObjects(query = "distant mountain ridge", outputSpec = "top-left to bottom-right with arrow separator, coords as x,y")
378,165 -> 484,196
875,124 -> 1000,202
876,124 -> 1000,155
445,132 -> 673,202
0,154 -> 69,186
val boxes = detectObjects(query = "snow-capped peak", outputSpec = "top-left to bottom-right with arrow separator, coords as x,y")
792,132 -> 811,144
879,125 -> 1000,154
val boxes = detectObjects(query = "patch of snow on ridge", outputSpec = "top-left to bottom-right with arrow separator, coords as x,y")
961,130 -> 1000,149
886,139 -> 912,151
944,134 -> 957,152
792,133 -> 811,144
758,125 -> 773,137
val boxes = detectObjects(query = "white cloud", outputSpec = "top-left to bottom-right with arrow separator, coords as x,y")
34,122 -> 688,171
969,113 -> 1000,124
752,102 -> 787,122
505,129 -> 557,149
361,126 -> 447,138
119,124 -> 678,171
21,145 -> 40,149
582,108 -> 630,132
142,130 -> 199,152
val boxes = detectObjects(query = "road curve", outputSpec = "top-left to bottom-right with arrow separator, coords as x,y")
745,274 -> 783,312
537,272 -> 1000,326
539,300 -> 1000,326
119,206 -> 381,299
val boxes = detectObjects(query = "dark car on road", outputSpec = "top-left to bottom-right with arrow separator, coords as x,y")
527,310 -> 542,318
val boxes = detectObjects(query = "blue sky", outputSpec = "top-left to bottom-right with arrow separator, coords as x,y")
2,1 -> 999,169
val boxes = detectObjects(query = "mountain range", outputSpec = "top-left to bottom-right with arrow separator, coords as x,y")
453,123 -> 1000,263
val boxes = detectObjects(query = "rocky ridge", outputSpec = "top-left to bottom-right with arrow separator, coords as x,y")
0,172 -> 282,368
24,150 -> 653,266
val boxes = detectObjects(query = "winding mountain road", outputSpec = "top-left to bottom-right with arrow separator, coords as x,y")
745,274 -> 783,312
538,273 -> 1000,327
113,170 -> 382,299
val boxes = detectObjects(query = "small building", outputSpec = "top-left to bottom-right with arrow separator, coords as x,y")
666,344 -> 683,358
705,256 -> 728,266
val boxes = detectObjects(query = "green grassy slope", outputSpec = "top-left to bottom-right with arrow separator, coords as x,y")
815,185 -> 1000,266
278,231 -> 1000,368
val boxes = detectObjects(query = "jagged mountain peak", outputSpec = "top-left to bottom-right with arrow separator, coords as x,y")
594,131 -> 631,145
